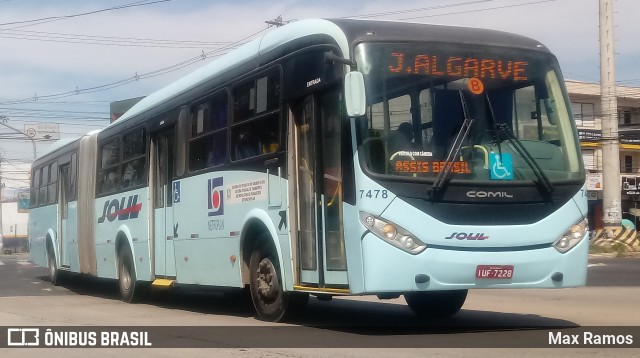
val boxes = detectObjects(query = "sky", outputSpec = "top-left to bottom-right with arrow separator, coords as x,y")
0,0 -> 639,188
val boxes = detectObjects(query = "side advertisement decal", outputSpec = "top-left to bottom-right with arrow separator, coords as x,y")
97,195 -> 142,223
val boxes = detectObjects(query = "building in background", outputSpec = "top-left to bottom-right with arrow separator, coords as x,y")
0,162 -> 30,252
0,96 -> 143,252
567,80 -> 640,230
110,96 -> 145,123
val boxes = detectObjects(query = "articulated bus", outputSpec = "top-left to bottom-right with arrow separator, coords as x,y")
29,19 -> 588,321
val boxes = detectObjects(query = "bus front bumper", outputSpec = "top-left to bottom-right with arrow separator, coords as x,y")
360,232 -> 589,293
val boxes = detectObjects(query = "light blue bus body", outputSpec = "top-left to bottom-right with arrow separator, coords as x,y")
29,18 -> 588,321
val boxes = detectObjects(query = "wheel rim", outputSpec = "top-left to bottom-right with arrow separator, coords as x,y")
48,255 -> 55,278
255,257 -> 280,304
120,261 -> 131,291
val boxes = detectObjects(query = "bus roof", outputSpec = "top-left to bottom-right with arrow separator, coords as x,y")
328,18 -> 547,52
103,18 -> 549,132
106,18 -> 349,130
32,129 -> 100,167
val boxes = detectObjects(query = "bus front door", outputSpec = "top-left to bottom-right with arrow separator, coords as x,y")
294,92 -> 348,288
151,130 -> 177,279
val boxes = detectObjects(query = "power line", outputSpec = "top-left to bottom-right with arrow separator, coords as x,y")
0,1 -> 528,107
0,107 -> 108,115
399,0 -> 557,21
0,25 -> 269,106
0,29 -> 233,49
0,0 -> 174,28
1,0 -> 574,111
346,0 -> 495,19
3,0 -> 633,134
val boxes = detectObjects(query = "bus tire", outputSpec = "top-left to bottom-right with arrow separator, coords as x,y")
404,289 -> 468,318
47,244 -> 60,286
249,245 -> 308,322
117,245 -> 139,303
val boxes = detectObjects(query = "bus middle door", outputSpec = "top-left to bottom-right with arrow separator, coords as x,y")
57,161 -> 72,268
151,129 -> 177,279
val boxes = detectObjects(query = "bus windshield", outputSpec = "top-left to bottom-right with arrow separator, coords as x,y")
354,42 -> 583,184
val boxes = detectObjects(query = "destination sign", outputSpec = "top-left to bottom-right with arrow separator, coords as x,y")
388,52 -> 528,81
394,160 -> 472,174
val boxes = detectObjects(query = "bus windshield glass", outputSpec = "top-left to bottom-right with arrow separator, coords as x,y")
354,42 -> 583,183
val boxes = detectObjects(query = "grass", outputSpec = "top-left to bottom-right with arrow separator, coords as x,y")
589,242 -> 628,257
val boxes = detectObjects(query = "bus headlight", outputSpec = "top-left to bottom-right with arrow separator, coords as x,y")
359,212 -> 426,254
553,218 -> 588,253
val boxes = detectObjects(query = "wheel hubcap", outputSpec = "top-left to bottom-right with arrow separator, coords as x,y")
121,263 -> 131,291
256,258 -> 279,302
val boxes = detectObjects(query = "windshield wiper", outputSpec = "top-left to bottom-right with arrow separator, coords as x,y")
431,90 -> 474,197
485,93 -> 554,195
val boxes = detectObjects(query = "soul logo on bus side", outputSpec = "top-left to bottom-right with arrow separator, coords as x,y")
97,195 -> 142,223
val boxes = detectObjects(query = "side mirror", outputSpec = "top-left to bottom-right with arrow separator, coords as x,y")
344,71 -> 366,117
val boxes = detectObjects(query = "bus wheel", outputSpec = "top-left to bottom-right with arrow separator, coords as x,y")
117,245 -> 139,303
249,246 -> 309,322
404,290 -> 468,318
47,245 -> 60,286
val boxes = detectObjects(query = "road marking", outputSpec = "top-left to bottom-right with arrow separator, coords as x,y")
0,261 -> 4,265
30,281 -> 41,285
42,288 -> 52,291
16,260 -> 36,268
588,263 -> 607,268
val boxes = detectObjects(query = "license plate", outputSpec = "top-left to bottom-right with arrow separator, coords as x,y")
476,265 -> 514,279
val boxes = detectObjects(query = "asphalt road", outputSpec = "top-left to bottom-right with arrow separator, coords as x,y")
0,253 -> 638,357
1,254 -> 637,299
586,255 -> 640,286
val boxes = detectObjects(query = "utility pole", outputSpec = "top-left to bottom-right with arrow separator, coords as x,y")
599,0 -> 621,229
0,115 -> 37,161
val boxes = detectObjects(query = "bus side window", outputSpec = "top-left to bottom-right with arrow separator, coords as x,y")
121,128 -> 146,188
30,167 -> 41,208
97,138 -> 121,195
232,114 -> 280,160
235,130 -> 259,159
70,152 -> 78,201
230,69 -> 280,161
262,130 -> 279,154
100,170 -> 119,193
39,165 -> 48,206
121,158 -> 145,188
188,91 -> 228,171
47,162 -> 58,204
206,131 -> 227,166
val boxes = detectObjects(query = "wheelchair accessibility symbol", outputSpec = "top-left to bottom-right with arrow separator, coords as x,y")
489,153 -> 513,180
